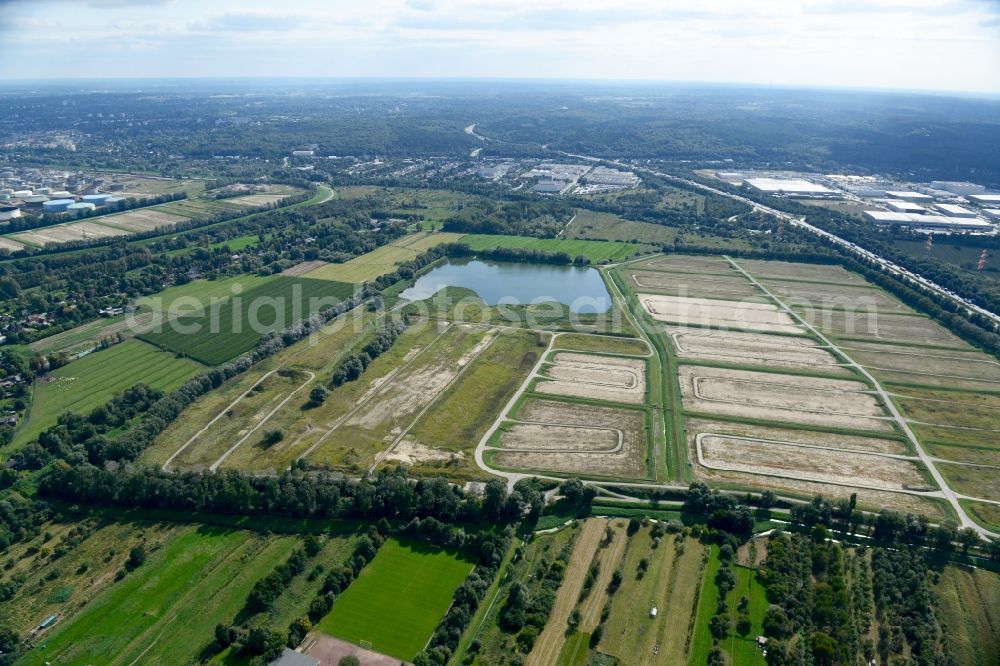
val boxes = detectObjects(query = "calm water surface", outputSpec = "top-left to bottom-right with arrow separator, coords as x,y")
400,258 -> 611,313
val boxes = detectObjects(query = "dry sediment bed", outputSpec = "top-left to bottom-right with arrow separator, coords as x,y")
677,364 -> 894,432
668,328 -> 849,374
762,281 -> 907,312
535,352 -> 647,404
798,309 -> 965,347
631,254 -> 738,274
489,398 -> 649,479
638,293 -> 803,335
626,270 -> 764,301
738,259 -> 872,286
696,433 -> 929,492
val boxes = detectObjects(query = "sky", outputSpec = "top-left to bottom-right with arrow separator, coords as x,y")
0,0 -> 999,93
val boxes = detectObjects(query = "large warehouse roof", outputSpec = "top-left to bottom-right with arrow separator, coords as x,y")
744,178 -> 836,195
864,210 -> 992,230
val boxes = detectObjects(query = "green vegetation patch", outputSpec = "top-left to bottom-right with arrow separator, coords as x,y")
11,340 -> 201,450
139,277 -> 354,364
316,538 -> 475,661
460,234 -> 640,263
305,231 -> 465,283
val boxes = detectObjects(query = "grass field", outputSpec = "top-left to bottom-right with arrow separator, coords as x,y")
139,276 -> 355,364
305,231 -> 464,283
402,328 -> 543,480
22,527 -> 300,666
551,333 -> 649,356
316,538 -> 474,661
934,563 -> 1000,666
10,339 -> 202,450
460,234 -> 641,263
564,209 -> 677,245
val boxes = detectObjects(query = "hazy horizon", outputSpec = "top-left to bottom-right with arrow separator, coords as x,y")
1,0 -> 998,94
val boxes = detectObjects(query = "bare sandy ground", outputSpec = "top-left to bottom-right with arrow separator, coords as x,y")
684,417 -> 909,454
800,309 -> 963,347
638,293 -> 803,334
764,281 -> 906,311
491,399 -> 648,478
678,365 -> 893,432
304,632 -> 399,666
635,255 -> 737,274
12,221 -> 130,246
698,433 -> 928,491
282,260 -> 328,276
500,423 -> 621,451
669,328 -> 848,374
0,236 -> 25,251
385,439 -> 462,464
535,352 -> 646,404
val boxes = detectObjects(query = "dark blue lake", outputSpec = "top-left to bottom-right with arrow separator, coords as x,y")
400,258 -> 611,313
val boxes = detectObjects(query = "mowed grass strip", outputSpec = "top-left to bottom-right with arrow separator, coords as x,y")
11,340 -> 201,450
316,538 -> 474,661
305,231 -> 465,283
140,277 -> 355,364
460,234 -> 639,263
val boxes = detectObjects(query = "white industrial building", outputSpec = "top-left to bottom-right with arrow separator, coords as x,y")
0,205 -> 21,221
983,209 -> 1000,221
744,178 -> 838,198
291,150 -> 314,157
886,191 -> 933,203
930,181 -> 986,195
969,194 -> 1000,205
886,201 -> 927,214
864,210 -> 993,231
933,204 -> 977,218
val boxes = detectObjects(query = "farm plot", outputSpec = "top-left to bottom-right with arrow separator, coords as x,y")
0,236 -> 26,251
535,352 -> 647,404
799,309 -> 966,348
142,307 -> 378,471
739,259 -> 871,286
552,332 -> 649,356
11,340 -> 202,450
638,293 -> 804,334
937,463 -> 1000,502
892,386 -> 1000,431
683,418 -> 948,518
762,280 -> 907,312
488,397 -> 650,479
139,276 -> 355,364
564,209 -> 679,244
97,208 -> 190,232
632,254 -> 738,275
677,364 -> 893,432
10,220 -> 130,246
304,323 -> 497,471
846,346 -> 1000,388
316,538 -> 475,662
626,269 -> 764,301
668,328 -> 849,374
305,231 -> 465,283
226,193 -> 290,206
20,527 -> 300,666
599,528 -> 708,665
696,432 -> 929,492
161,368 -> 313,470
527,519 -> 607,666
389,328 -> 542,478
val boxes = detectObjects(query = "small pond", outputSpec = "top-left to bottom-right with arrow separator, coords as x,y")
399,258 -> 611,313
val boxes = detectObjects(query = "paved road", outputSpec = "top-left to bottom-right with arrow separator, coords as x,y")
559,151 -> 1000,327
727,256 -> 997,538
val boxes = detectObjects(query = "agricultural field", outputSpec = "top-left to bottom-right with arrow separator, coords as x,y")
563,209 -> 678,245
9,339 -> 202,450
8,220 -> 130,247
460,233 -> 641,263
0,236 -> 27,251
487,397 -> 651,480
551,332 -> 649,356
625,267 -> 767,302
139,276 -> 355,364
637,293 -> 804,335
315,538 -> 475,662
20,526 -> 301,666
535,352 -> 647,405
96,208 -> 190,232
304,231 -> 464,282
391,327 -> 543,479
612,254 -> 999,524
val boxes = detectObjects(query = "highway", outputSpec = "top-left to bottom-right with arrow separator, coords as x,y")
561,151 -> 1000,326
